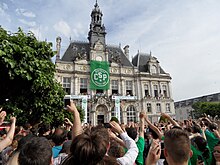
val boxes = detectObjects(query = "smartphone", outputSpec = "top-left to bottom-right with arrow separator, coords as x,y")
104,123 -> 111,128
0,121 -> 11,128
64,95 -> 71,108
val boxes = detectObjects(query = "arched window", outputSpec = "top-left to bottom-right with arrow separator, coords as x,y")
127,105 -> 136,122
151,65 -> 157,74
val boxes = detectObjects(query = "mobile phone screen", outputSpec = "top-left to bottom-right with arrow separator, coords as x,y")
64,99 -> 70,107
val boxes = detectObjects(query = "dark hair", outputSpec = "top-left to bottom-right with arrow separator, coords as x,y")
192,125 -> 201,133
62,126 -> 110,165
125,127 -> 137,140
38,124 -> 51,136
18,137 -> 52,165
164,129 -> 191,164
67,131 -> 72,140
52,134 -> 66,146
16,134 -> 36,152
148,127 -> 159,139
191,136 -> 210,160
209,123 -> 218,132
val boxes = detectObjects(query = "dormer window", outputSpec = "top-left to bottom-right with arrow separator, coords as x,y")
150,65 -> 157,74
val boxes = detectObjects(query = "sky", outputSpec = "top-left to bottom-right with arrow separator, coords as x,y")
1,0 -> 220,101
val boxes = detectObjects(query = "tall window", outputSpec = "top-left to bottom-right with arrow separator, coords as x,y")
144,84 -> 149,97
154,85 -> 158,98
156,103 -> 161,113
126,81 -> 133,96
166,103 -> 171,112
87,108 -> 90,123
112,80 -> 119,95
80,78 -> 87,94
163,85 -> 168,98
147,103 -> 152,112
127,105 -> 136,122
111,106 -> 123,122
151,65 -> 157,74
63,77 -> 71,94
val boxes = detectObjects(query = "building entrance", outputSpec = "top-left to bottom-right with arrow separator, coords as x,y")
97,115 -> 104,124
96,104 -> 108,124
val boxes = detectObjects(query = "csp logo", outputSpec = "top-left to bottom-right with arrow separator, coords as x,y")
91,68 -> 109,87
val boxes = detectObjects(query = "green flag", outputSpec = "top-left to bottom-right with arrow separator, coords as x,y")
90,60 -> 110,90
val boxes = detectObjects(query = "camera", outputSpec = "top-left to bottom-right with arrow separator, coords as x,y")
104,123 -> 111,128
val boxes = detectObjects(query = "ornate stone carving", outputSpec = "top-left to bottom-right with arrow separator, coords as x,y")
109,50 -> 121,64
72,45 -> 87,61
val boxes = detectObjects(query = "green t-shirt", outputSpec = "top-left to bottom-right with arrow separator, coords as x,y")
190,145 -> 212,165
136,136 -> 145,165
205,130 -> 219,152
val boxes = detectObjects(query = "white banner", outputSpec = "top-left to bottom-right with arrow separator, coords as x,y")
112,96 -> 137,100
82,97 -> 88,124
115,97 -> 120,123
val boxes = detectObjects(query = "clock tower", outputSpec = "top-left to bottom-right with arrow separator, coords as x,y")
88,1 -> 108,61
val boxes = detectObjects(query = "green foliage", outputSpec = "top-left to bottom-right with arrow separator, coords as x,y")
110,116 -> 119,123
192,102 -> 220,118
0,26 -> 68,126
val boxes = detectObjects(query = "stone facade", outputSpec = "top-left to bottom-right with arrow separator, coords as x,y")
175,92 -> 220,121
55,2 -> 175,125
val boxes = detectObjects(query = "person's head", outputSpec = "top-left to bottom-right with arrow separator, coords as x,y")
164,129 -> 192,165
108,140 -> 125,158
62,126 -> 110,165
192,125 -> 201,134
213,141 -> 220,162
191,136 -> 210,159
38,124 -> 51,136
52,134 -> 66,146
209,123 -> 218,132
18,137 -> 52,165
125,127 -> 137,140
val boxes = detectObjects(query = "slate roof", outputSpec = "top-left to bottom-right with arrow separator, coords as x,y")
61,41 -> 133,67
132,53 -> 166,73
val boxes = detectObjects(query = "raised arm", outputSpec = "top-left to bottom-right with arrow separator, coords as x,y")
139,112 -> 145,138
110,121 -> 138,165
67,100 -> 82,140
144,114 -> 163,140
0,117 -> 16,152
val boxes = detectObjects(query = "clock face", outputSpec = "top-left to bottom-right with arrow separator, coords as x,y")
96,56 -> 102,61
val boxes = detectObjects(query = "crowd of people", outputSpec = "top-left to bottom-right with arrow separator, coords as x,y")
0,102 -> 220,165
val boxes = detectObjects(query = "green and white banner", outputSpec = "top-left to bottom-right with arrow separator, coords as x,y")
90,60 -> 110,90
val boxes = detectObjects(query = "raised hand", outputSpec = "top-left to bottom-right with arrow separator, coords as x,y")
110,121 -> 124,134
67,100 -> 78,114
146,140 -> 161,165
0,110 -> 7,125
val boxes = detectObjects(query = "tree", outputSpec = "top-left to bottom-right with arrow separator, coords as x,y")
0,26 -> 68,126
192,102 -> 220,118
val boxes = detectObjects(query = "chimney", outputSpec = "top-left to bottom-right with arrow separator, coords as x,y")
123,45 -> 129,59
56,36 -> 61,61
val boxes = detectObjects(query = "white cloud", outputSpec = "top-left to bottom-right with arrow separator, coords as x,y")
19,19 -> 36,27
2,3 -> 8,10
16,8 -> 36,18
53,20 -> 71,38
0,5 -> 11,22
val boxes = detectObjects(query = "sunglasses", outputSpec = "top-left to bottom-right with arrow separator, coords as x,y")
213,150 -> 220,154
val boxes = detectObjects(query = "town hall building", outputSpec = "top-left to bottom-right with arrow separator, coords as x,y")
55,2 -> 175,125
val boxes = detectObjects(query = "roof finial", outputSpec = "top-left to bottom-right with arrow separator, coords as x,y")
150,50 -> 152,56
95,0 -> 98,7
